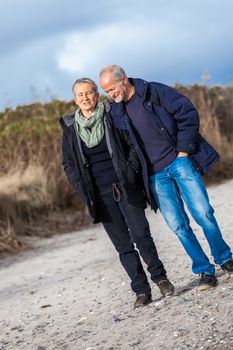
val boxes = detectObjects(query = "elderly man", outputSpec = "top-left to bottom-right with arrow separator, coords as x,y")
99,64 -> 233,291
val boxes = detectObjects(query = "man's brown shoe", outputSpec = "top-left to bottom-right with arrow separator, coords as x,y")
134,293 -> 152,309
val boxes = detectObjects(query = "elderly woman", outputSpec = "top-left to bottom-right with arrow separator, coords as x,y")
60,78 -> 174,308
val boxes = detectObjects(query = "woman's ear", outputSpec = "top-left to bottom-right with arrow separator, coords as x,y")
74,97 -> 79,106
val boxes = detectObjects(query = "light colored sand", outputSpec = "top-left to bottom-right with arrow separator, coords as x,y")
1,180 -> 233,350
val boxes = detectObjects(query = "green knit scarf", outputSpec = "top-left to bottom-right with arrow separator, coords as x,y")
75,102 -> 104,148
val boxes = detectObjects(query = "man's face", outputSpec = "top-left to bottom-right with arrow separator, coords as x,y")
73,83 -> 99,115
99,74 -> 128,103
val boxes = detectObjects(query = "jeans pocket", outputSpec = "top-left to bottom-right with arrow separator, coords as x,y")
175,155 -> 190,163
176,155 -> 189,158
176,154 -> 189,159
174,156 -> 201,177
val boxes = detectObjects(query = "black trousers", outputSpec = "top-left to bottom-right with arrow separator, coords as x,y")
96,185 -> 166,296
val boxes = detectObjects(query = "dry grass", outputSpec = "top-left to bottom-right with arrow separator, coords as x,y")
0,163 -> 88,254
0,86 -> 233,255
175,84 -> 233,183
0,165 -> 50,253
0,165 -> 51,209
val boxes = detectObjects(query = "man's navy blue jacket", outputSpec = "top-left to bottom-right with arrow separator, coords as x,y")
110,78 -> 220,210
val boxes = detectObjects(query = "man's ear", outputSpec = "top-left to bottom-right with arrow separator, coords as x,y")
121,75 -> 128,85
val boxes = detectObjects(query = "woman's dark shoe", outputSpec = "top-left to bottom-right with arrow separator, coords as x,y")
157,278 -> 175,297
134,293 -> 152,309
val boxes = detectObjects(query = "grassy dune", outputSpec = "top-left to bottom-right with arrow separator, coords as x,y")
0,86 -> 233,254
0,100 -> 88,254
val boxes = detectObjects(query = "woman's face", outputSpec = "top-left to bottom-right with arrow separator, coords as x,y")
74,83 -> 99,117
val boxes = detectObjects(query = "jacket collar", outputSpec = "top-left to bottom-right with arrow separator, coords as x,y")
128,78 -> 148,100
110,78 -> 149,129
59,112 -> 75,129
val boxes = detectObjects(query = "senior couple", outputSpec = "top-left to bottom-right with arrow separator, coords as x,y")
60,65 -> 233,309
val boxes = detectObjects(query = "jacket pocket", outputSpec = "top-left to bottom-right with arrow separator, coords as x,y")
75,183 -> 88,205
191,134 -> 220,174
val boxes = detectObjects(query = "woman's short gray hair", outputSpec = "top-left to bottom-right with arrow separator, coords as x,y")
72,78 -> 98,95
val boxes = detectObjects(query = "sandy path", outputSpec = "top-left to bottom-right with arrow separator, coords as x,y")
1,180 -> 233,350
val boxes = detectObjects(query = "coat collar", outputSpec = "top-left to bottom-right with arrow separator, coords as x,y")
109,78 -> 149,129
128,78 -> 148,100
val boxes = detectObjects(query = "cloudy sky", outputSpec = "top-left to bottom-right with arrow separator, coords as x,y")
0,0 -> 233,111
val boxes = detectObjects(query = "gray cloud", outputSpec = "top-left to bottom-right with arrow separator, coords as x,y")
0,0 -> 128,55
0,0 -> 233,110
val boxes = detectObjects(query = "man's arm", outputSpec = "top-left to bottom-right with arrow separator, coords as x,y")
151,82 -> 200,154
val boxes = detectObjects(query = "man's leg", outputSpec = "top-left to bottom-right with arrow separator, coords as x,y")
171,156 -> 232,266
150,164 -> 215,276
96,191 -> 151,299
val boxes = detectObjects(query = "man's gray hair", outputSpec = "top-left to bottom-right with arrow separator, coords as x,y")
99,65 -> 127,81
72,78 -> 98,95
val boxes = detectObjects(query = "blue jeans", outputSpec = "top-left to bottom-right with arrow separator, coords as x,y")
96,185 -> 166,295
149,156 -> 232,275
